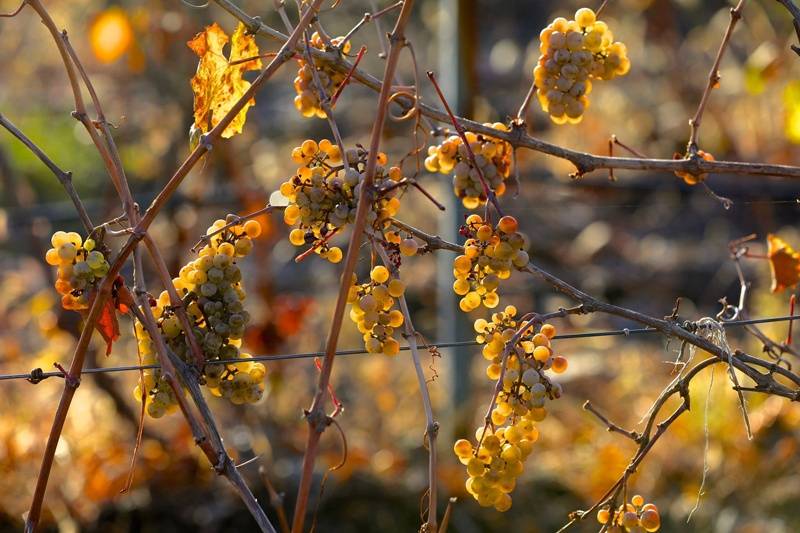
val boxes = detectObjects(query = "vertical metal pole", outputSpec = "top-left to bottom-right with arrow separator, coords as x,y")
437,0 -> 476,411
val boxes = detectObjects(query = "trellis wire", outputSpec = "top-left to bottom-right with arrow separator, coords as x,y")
0,313 -> 796,383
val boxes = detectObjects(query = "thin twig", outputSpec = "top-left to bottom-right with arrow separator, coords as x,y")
583,401 -> 640,442
687,0 -> 746,152
339,0 -> 403,49
259,466 -> 292,533
291,3 -> 416,532
515,82 -> 536,122
191,204 -> 276,252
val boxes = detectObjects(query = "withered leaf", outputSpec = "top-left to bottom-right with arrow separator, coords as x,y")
187,22 -> 262,139
767,234 -> 800,292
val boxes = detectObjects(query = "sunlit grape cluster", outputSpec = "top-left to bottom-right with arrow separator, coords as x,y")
535,8 -> 630,124
475,310 -> 567,411
134,217 -> 266,417
281,139 -> 404,263
424,124 -> 512,209
597,495 -> 661,532
452,215 -> 529,312
293,32 -> 351,118
45,231 -> 110,311
453,311 -> 567,511
347,266 -> 406,356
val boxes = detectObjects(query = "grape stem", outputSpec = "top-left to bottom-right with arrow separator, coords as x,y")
330,45 -> 367,107
191,204 -> 278,253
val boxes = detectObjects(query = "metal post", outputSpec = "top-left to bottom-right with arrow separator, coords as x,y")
437,0 -> 476,412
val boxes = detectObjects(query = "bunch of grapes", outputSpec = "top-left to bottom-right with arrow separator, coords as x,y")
424,124 -> 512,209
293,32 -> 351,118
534,8 -> 630,124
475,309 -> 567,412
132,321 -> 182,418
281,140 -> 404,263
453,421 -> 536,511
347,266 -> 406,356
453,311 -> 567,511
45,231 -> 110,311
597,495 -> 661,532
452,215 -> 529,312
134,217 -> 266,417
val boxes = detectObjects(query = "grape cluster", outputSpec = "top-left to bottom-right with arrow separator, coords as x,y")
454,309 -> 567,511
293,32 -> 351,119
475,309 -> 567,414
452,215 -> 529,313
347,266 -> 406,356
535,8 -> 630,124
45,231 -> 110,311
281,139 -> 404,263
134,217 -> 266,417
597,495 -> 661,532
424,124 -> 512,209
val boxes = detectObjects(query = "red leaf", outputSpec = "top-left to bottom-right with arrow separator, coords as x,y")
97,299 -> 120,356
87,287 -> 122,356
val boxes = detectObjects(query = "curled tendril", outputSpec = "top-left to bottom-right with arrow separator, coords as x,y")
387,90 -> 419,121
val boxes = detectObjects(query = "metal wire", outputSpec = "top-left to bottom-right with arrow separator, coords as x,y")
0,314 -> 797,383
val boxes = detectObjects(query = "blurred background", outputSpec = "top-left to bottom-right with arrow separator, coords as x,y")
1,0 -> 800,531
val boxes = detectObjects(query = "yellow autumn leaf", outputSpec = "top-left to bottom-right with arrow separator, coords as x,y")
187,22 -> 262,139
766,234 -> 800,293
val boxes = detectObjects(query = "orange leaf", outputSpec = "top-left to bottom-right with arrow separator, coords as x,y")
97,299 -> 120,356
187,22 -> 262,139
767,234 -> 800,292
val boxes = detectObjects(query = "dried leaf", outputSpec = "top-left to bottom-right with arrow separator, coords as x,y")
92,295 -> 120,356
767,234 -> 800,292
187,22 -> 262,139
